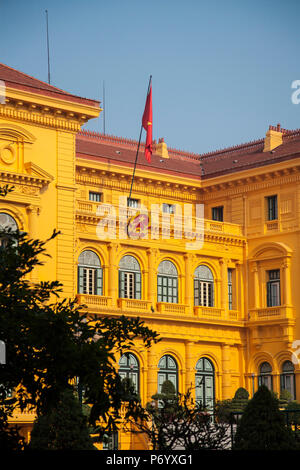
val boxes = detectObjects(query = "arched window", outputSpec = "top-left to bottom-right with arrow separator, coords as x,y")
157,260 -> 178,303
0,213 -> 18,247
119,352 -> 139,394
119,255 -> 141,299
280,361 -> 295,400
195,357 -> 215,412
258,362 -> 272,390
78,250 -> 102,295
194,265 -> 214,307
158,355 -> 178,394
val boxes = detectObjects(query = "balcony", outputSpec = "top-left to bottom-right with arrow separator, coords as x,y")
75,200 -> 244,241
194,306 -> 223,318
76,294 -> 112,312
249,306 -> 294,322
117,298 -> 152,312
156,302 -> 188,315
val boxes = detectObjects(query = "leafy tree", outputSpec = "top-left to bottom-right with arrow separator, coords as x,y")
233,385 -> 299,450
0,227 -> 159,446
129,389 -> 231,451
215,387 -> 249,424
29,389 -> 95,450
279,389 -> 292,409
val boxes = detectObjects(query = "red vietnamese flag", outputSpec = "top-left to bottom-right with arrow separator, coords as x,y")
142,83 -> 152,162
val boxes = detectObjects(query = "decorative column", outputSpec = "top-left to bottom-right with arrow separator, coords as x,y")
147,248 -> 158,307
219,258 -> 228,314
184,254 -> 193,313
221,343 -> 232,400
282,257 -> 292,306
251,262 -> 260,309
147,349 -> 158,403
235,261 -> 242,314
108,242 -> 119,306
185,341 -> 195,397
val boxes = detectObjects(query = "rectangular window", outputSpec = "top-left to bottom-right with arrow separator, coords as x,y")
228,268 -> 233,310
127,198 -> 140,208
78,267 -> 102,295
267,269 -> 280,307
162,203 -> 175,214
194,280 -> 213,307
119,271 -> 141,300
212,206 -> 223,221
89,191 -> 102,202
267,195 -> 278,221
157,275 -> 178,303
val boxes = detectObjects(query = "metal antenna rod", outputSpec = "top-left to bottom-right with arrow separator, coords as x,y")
45,10 -> 51,84
103,80 -> 106,135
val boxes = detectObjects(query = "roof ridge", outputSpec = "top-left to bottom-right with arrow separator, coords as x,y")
78,129 -> 145,148
0,62 -> 100,105
199,137 -> 264,160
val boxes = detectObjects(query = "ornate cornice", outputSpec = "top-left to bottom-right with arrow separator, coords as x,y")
201,166 -> 300,199
1,101 -> 82,132
76,166 -> 199,202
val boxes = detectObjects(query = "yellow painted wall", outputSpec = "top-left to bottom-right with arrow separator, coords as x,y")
1,81 -> 300,450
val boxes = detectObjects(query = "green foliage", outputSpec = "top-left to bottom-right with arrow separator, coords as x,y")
214,388 -> 249,423
29,389 -> 95,450
233,385 -> 299,450
0,227 -> 159,446
0,406 -> 25,451
214,399 -> 235,424
279,389 -> 292,408
234,387 -> 249,400
130,389 -> 231,451
285,400 -> 300,425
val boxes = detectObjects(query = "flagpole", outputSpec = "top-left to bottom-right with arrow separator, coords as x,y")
128,75 -> 152,203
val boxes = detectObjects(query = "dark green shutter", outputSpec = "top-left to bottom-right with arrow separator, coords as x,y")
119,271 -> 125,298
95,268 -> 103,295
267,281 -> 272,307
135,272 -> 141,299
78,266 -> 84,294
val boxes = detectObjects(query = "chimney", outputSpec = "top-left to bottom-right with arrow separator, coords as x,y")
155,138 -> 169,159
263,124 -> 283,152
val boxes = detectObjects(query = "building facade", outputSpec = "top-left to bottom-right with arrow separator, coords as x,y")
1,63 -> 300,449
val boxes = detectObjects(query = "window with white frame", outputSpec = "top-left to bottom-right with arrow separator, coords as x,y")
194,265 -> 214,307
157,260 -> 178,303
78,250 -> 103,295
258,362 -> 273,390
119,352 -> 139,394
162,203 -> 175,214
280,361 -> 295,400
267,269 -> 280,307
0,213 -> 18,248
89,191 -> 102,202
119,255 -> 141,299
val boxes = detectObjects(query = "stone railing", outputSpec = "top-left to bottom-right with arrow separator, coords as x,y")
76,294 -> 112,310
194,306 -> 223,318
156,302 -> 187,315
117,298 -> 152,312
249,306 -> 293,321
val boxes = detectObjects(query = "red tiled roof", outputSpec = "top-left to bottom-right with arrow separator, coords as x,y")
0,63 -> 100,108
76,127 -> 300,181
76,131 -> 201,180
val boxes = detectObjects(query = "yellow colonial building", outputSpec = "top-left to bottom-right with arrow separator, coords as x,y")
1,63 -> 300,449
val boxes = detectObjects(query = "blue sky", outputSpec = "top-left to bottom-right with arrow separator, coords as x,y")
1,0 -> 300,154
